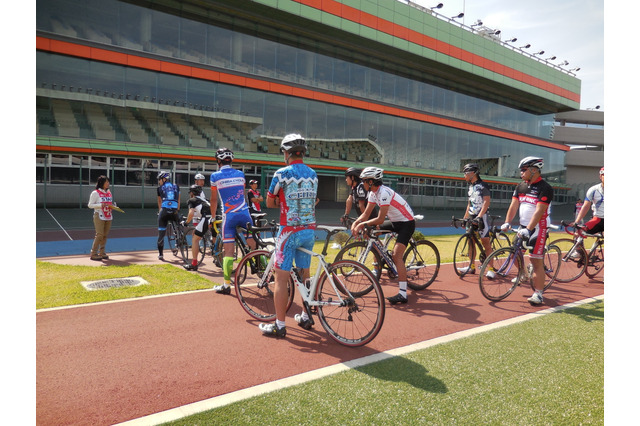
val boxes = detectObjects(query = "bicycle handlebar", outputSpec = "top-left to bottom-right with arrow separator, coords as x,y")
560,220 -> 603,239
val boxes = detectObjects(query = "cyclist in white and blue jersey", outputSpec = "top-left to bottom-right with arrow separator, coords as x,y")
209,147 -> 253,294
259,133 -> 318,338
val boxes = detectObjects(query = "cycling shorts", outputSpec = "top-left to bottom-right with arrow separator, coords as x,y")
222,210 -> 253,243
194,216 -> 210,237
584,217 -> 604,235
519,225 -> 548,260
470,214 -> 490,239
380,219 -> 415,246
158,208 -> 179,231
274,225 -> 316,271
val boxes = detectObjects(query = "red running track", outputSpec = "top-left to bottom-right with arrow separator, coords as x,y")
36,251 -> 604,425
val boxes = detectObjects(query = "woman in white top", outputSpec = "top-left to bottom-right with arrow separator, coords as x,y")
88,175 -> 116,260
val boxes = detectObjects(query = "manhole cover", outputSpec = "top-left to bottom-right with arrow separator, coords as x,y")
81,276 -> 149,291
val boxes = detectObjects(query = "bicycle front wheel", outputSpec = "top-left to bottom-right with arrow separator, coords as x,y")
491,232 -> 511,251
551,238 -> 587,283
316,260 -> 385,347
179,227 -> 193,263
585,240 -> 604,278
166,222 -> 178,255
405,240 -> 440,290
453,234 -> 476,277
541,244 -> 561,291
479,247 -> 522,301
234,250 -> 294,321
334,241 -> 383,283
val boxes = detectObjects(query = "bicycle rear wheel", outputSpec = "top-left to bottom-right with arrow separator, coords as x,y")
453,234 -> 476,277
479,247 -> 522,301
551,238 -> 587,283
585,240 -> 604,278
166,222 -> 178,255
405,240 -> 440,290
334,241 -> 383,282
541,244 -> 561,291
234,250 -> 294,321
315,260 -> 385,347
197,230 -> 212,265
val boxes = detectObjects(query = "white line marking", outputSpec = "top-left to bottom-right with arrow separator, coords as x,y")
45,208 -> 73,240
114,294 -> 604,426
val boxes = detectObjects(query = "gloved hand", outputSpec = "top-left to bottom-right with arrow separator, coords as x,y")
500,222 -> 511,232
517,227 -> 531,241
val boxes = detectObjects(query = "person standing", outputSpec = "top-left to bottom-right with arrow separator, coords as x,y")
209,147 -> 253,294
501,156 -> 553,306
351,167 -> 416,305
183,185 -> 211,271
571,167 -> 604,234
156,171 -> 180,261
88,175 -> 115,261
458,163 -> 495,278
259,134 -> 318,338
574,198 -> 584,225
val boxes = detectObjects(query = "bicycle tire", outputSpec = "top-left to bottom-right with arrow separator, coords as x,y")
541,243 -> 561,291
212,234 -> 224,268
197,230 -> 212,265
234,250 -> 295,321
585,240 -> 604,278
551,238 -> 588,283
178,227 -> 193,264
479,247 -> 522,301
405,240 -> 440,290
166,222 -> 178,256
315,260 -> 385,347
453,234 -> 476,277
334,241 -> 383,283
491,232 -> 511,251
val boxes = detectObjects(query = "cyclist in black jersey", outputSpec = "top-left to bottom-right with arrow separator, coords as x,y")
183,185 -> 211,271
342,167 -> 377,223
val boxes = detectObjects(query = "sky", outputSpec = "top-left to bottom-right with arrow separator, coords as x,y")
413,0 -> 604,111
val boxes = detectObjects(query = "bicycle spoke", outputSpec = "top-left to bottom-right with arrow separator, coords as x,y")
405,240 -> 440,290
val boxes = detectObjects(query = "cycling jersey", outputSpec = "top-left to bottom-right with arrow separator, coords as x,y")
187,196 -> 211,220
268,160 -> 317,227
247,188 -> 262,213
512,177 -> 553,228
585,183 -> 604,218
352,182 -> 368,216
211,165 -> 252,243
467,178 -> 490,216
367,185 -> 414,222
157,182 -> 180,209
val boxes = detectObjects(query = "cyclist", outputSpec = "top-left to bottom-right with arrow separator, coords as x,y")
500,156 -> 554,306
571,167 -> 604,234
342,167 -> 377,224
183,185 -> 211,271
351,167 -> 415,305
156,171 -> 181,261
458,163 -> 495,278
209,147 -> 254,294
259,133 -> 318,338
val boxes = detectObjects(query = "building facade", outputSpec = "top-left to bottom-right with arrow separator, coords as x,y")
36,0 -> 580,210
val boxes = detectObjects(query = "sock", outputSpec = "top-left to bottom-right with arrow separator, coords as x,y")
276,319 -> 286,329
399,281 -> 407,297
223,256 -> 234,284
192,259 -> 197,266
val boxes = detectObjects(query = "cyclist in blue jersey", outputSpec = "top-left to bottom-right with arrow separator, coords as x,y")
259,133 -> 318,338
209,147 -> 253,294
156,171 -> 180,261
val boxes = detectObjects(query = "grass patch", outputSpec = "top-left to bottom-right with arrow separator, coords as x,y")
166,300 -> 604,425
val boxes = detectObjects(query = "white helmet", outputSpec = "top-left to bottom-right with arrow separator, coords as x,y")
194,173 -> 205,180
280,133 -> 307,153
518,156 -> 544,169
360,167 -> 384,181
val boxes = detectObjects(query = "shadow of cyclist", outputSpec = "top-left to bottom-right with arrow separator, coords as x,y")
356,355 -> 447,394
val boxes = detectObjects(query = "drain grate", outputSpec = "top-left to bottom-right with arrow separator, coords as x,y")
81,276 -> 149,291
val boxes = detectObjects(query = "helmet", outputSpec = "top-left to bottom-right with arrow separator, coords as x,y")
215,147 -> 234,162
599,167 -> 604,175
345,167 -> 362,177
189,184 -> 202,196
157,171 -> 170,180
280,133 -> 307,153
360,167 -> 384,181
249,179 -> 258,185
194,173 -> 205,180
463,163 -> 479,173
518,156 -> 544,169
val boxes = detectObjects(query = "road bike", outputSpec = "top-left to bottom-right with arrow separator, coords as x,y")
551,221 -> 604,282
451,215 -> 511,277
234,225 -> 385,347
478,231 -> 562,302
165,214 -> 194,263
334,223 -> 440,292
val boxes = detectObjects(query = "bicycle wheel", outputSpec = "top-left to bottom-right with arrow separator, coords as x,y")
479,247 -> 522,301
405,240 -> 440,290
491,232 -> 511,251
315,260 -> 385,347
541,244 -> 561,291
585,240 -> 604,278
334,241 -> 383,282
166,222 -> 178,255
198,230 -> 212,265
178,227 -> 192,263
551,238 -> 587,283
212,234 -> 224,268
453,234 -> 476,277
234,250 -> 295,321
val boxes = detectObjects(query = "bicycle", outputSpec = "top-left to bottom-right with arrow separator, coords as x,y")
334,223 -> 440,292
478,231 -> 562,302
551,220 -> 604,282
165,214 -> 194,263
234,225 -> 385,347
451,215 -> 511,277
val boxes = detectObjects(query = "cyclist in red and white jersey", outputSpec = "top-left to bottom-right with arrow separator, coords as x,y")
571,167 -> 604,234
501,156 -> 554,306
351,167 -> 415,305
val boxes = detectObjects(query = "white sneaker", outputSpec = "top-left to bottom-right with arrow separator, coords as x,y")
457,266 -> 476,274
485,270 -> 495,279
527,291 -> 544,306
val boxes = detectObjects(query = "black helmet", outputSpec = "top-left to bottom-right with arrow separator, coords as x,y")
216,147 -> 234,162
189,184 -> 202,196
345,167 -> 362,177
463,163 -> 479,173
